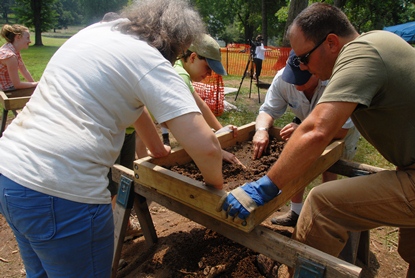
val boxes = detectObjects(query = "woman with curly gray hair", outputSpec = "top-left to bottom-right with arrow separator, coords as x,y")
118,0 -> 206,65
0,0 -> 223,277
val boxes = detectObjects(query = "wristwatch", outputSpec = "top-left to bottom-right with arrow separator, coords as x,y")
256,127 -> 268,131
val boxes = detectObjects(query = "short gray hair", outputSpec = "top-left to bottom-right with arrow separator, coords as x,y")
117,0 -> 206,64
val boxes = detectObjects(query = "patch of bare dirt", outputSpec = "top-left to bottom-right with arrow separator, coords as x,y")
0,217 -> 26,277
117,206 -> 408,278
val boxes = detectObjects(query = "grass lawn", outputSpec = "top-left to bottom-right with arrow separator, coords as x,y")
21,34 -> 79,80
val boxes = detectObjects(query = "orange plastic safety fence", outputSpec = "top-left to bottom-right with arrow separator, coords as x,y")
191,46 -> 290,117
220,45 -> 291,77
193,72 -> 224,117
271,47 -> 291,72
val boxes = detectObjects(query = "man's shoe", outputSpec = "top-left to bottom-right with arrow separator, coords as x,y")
162,133 -> 170,146
271,210 -> 299,227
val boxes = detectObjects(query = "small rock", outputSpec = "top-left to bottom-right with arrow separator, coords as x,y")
257,254 -> 278,278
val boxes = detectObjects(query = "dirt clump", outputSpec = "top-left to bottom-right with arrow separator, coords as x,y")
169,138 -> 285,190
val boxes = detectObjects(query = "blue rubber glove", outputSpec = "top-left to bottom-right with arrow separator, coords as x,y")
219,175 -> 281,221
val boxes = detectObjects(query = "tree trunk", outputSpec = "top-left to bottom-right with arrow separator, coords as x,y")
333,0 -> 347,8
238,12 -> 254,43
282,0 -> 308,47
262,0 -> 267,45
32,0 -> 43,46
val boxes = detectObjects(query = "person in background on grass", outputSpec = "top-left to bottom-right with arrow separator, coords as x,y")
252,50 -> 359,227
0,24 -> 38,91
219,3 -> 415,276
252,35 -> 267,82
0,0 -> 223,277
160,34 -> 243,166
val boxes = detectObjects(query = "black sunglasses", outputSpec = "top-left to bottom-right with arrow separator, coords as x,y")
293,32 -> 333,66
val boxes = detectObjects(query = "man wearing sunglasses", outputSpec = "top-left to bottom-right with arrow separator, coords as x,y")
252,49 -> 359,227
219,3 -> 415,276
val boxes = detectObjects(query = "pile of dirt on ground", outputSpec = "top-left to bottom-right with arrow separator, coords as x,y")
118,206 -> 289,278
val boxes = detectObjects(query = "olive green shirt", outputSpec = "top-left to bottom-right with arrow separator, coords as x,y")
319,30 -> 415,167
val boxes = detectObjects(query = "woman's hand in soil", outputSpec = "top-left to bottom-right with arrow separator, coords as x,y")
217,175 -> 281,223
279,123 -> 298,141
252,130 -> 269,160
147,145 -> 171,158
222,150 -> 246,168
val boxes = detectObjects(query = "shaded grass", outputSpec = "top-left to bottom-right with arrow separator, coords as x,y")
0,36 -> 65,115
20,36 -> 69,80
42,26 -> 85,38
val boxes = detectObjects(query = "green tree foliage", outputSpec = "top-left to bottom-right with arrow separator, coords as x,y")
193,0 -> 286,45
400,2 -> 415,22
10,0 -> 129,45
342,0 -> 414,32
13,0 -> 59,46
7,0 -> 415,48
14,0 -> 58,31
195,0 -> 415,47
192,0 -> 242,43
56,0 -> 83,28
79,0 -> 129,25
260,0 -> 287,44
317,0 -> 415,32
282,0 -> 307,46
0,0 -> 15,23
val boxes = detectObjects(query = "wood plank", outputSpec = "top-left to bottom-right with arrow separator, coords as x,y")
0,88 -> 34,110
111,171 -> 136,278
134,123 -> 344,232
111,202 -> 131,278
133,193 -> 158,247
110,167 -> 362,278
339,231 -> 361,264
110,165 -> 159,278
328,159 -> 385,177
148,122 -> 259,168
253,139 -> 344,223
215,121 -> 259,148
135,160 -> 234,224
111,165 -> 158,247
357,230 -> 370,266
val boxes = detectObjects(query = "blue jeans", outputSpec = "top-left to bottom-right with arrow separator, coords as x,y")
0,174 -> 114,278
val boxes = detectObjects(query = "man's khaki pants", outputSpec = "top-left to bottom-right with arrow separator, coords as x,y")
293,170 -> 415,277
